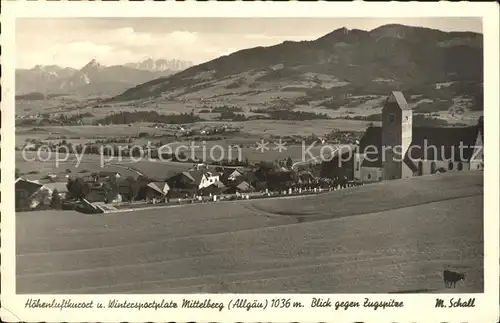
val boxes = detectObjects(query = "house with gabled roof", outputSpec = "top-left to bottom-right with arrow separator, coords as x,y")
145,182 -> 170,200
354,91 -> 483,182
220,168 -> 244,185
44,182 -> 69,199
15,178 -> 52,209
199,180 -> 226,195
223,180 -> 255,194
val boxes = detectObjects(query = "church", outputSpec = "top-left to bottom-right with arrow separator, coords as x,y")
354,91 -> 483,183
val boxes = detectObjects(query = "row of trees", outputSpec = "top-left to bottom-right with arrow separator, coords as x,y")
96,111 -> 201,125
252,108 -> 330,121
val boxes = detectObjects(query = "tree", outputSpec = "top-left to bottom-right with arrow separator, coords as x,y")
103,177 -> 119,203
256,161 -> 274,182
125,176 -> 138,202
67,177 -> 90,200
178,151 -> 188,161
66,178 -> 74,194
286,157 -> 293,169
50,189 -> 62,209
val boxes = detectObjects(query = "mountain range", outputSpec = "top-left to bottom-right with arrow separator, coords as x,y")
15,58 -> 193,97
124,58 -> 192,72
112,24 -> 483,110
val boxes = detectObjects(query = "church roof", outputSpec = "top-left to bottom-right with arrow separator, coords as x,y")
358,126 -> 382,151
359,126 -> 382,168
386,91 -> 410,110
358,124 -> 482,168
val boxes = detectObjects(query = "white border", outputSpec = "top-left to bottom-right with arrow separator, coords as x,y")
1,2 -> 499,322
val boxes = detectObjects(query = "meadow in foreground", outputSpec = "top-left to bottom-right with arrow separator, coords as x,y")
16,172 -> 483,293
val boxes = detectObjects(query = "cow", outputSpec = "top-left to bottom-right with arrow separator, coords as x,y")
443,270 -> 465,288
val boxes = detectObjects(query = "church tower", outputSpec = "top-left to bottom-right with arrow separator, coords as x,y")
381,91 -> 413,180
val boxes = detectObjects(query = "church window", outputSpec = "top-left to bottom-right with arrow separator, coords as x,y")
448,162 -> 454,171
356,161 -> 360,171
457,162 -> 463,171
389,114 -> 395,123
367,173 -> 372,180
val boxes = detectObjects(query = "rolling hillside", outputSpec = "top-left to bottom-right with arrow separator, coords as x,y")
112,24 -> 483,115
17,171 -> 483,293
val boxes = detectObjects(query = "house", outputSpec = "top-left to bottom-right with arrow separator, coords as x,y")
241,169 -> 258,186
44,182 -> 69,199
199,180 -> 226,195
166,171 -> 196,189
297,170 -> 315,183
77,198 -> 105,214
220,168 -> 244,184
354,91 -> 483,182
97,171 -> 121,180
223,180 -> 255,194
85,187 -> 107,203
167,170 -> 220,190
15,178 -> 51,209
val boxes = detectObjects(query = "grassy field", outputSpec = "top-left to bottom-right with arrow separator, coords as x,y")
15,124 -> 168,144
16,171 -> 483,293
16,118 -> 370,143
15,152 -> 139,181
199,119 -> 372,136
15,139 -> 341,181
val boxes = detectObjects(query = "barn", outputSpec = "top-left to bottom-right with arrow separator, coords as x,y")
354,91 -> 483,182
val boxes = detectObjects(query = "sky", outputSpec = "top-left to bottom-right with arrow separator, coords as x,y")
16,17 -> 482,69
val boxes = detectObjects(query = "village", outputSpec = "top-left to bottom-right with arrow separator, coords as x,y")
15,92 -> 484,215
15,155 -> 358,214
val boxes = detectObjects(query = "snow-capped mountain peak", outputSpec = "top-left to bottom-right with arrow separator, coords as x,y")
124,58 -> 193,72
16,57 -> 192,96
81,59 -> 104,72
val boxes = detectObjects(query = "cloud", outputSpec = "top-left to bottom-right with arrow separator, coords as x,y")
16,26 -> 318,69
16,27 -> 206,68
15,18 -> 480,69
15,20 -> 324,68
